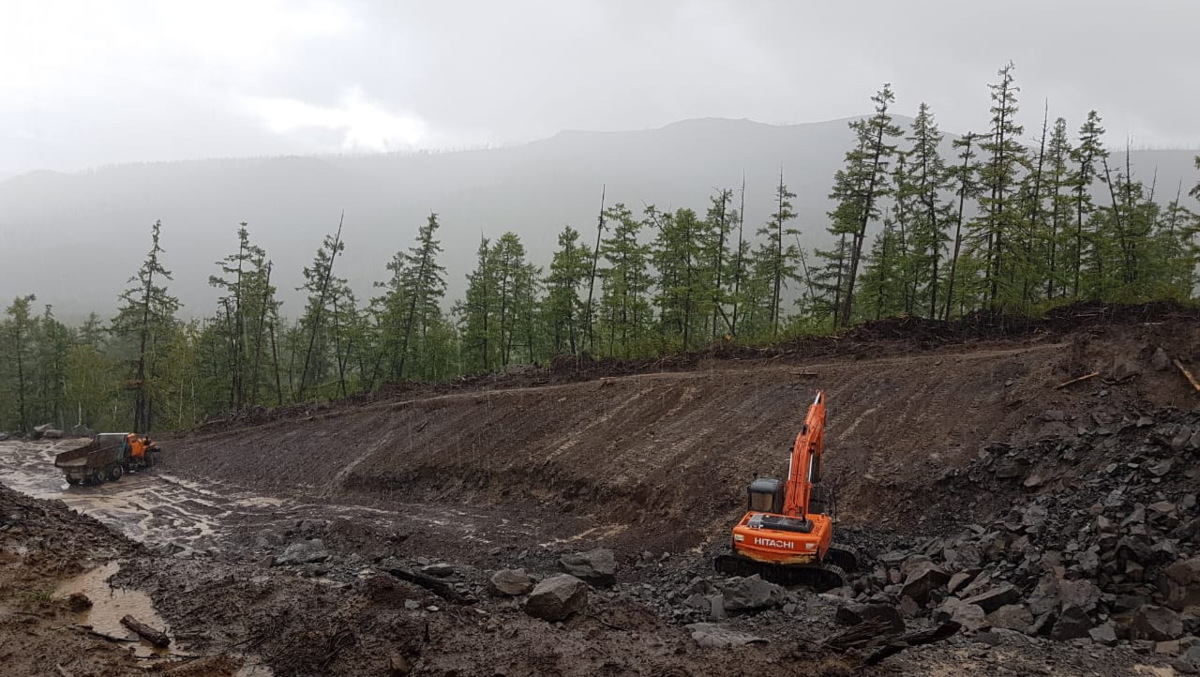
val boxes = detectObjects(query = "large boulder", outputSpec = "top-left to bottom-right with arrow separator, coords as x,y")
524,574 -> 588,621
1160,558 -> 1200,612
1131,605 -> 1184,642
1058,579 -> 1102,612
899,562 -> 950,605
987,604 -> 1033,631
963,584 -> 1021,614
933,597 -> 987,631
721,575 -> 786,612
1050,605 -> 1094,641
558,548 -> 616,586
275,539 -> 329,565
490,569 -> 535,597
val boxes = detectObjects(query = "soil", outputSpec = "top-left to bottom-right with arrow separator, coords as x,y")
1,303 -> 1197,676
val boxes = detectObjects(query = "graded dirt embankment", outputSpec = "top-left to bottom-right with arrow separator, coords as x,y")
167,315 -> 1200,553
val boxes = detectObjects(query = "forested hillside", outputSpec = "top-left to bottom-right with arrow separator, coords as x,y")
2,65 -> 1198,434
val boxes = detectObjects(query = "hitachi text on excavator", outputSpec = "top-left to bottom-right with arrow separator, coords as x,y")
714,390 -> 859,590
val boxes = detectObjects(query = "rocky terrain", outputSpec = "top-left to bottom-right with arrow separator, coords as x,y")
1,304 -> 1198,675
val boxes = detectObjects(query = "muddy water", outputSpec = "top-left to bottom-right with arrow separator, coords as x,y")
0,439 -> 546,559
54,561 -> 173,659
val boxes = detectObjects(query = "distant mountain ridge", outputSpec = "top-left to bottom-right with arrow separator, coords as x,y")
1,117 -> 1196,322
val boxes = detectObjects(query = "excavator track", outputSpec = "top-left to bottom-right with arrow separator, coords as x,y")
826,543 -> 860,572
713,554 -> 847,592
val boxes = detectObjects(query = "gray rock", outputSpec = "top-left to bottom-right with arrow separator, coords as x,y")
900,561 -> 950,605
934,597 -> 987,631
275,539 -> 329,565
524,574 -> 588,621
558,548 -> 616,586
834,603 -> 905,633
1050,605 -> 1093,640
721,575 -> 785,612
963,584 -> 1021,614
489,569 -> 534,596
1161,558 -> 1200,612
685,623 -> 768,648
42,428 -> 63,439
0,431 -> 8,441
1132,605 -> 1184,642
708,594 -> 726,620
1089,622 -> 1119,646
1059,579 -> 1102,612
987,604 -> 1033,631
1176,644 -> 1200,669
947,570 -> 978,594
403,599 -> 420,610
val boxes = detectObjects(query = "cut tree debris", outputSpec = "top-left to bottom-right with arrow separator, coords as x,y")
385,566 -> 474,604
1054,372 -> 1099,389
1174,359 -> 1200,392
120,614 -> 170,647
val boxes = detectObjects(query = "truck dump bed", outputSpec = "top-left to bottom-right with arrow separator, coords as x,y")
55,434 -> 130,483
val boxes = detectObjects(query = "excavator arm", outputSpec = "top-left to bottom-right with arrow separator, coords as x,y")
782,390 -> 825,518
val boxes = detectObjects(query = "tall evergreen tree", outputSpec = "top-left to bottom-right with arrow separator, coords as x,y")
544,226 -> 591,355
1072,111 -> 1108,296
943,133 -> 982,319
597,203 -> 651,357
756,173 -> 801,336
374,212 -> 447,382
824,84 -> 903,326
111,220 -> 180,431
903,103 -> 953,317
295,218 -> 347,400
971,62 -> 1029,308
2,295 -> 38,431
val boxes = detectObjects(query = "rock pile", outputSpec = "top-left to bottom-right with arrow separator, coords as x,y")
856,407 -> 1199,654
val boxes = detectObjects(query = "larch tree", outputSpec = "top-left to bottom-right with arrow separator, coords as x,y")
295,218 -> 347,400
825,84 -> 903,327
544,226 -> 591,355
1072,111 -> 1108,297
597,203 -> 651,357
111,220 -> 180,432
2,295 -> 38,432
903,102 -> 953,317
374,212 -> 447,382
942,132 -> 982,319
755,172 -> 801,337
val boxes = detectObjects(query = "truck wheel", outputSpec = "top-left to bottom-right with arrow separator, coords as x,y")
107,464 -> 123,482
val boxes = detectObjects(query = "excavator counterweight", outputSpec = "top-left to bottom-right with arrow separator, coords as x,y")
714,390 -> 858,590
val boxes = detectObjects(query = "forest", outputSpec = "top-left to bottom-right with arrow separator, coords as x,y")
2,64 -> 1199,434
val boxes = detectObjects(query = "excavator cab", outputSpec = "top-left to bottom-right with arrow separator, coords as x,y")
746,477 -> 785,513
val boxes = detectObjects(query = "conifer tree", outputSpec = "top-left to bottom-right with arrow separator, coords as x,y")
2,295 -> 37,431
375,212 -> 447,382
903,103 -> 953,317
544,226 -> 591,355
1043,117 -> 1074,299
824,84 -> 903,326
971,62 -> 1029,308
597,203 -> 651,356
1072,111 -> 1108,296
756,173 -> 800,336
943,133 -> 982,319
111,220 -> 180,431
295,218 -> 347,400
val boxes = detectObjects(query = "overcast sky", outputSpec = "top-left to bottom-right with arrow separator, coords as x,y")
2,0 -> 1197,174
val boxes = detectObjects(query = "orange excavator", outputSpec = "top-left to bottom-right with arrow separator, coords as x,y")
714,390 -> 858,590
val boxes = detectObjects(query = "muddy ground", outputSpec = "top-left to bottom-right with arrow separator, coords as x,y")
1,307 -> 1198,676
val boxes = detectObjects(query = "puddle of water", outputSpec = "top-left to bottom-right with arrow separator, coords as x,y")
54,561 -> 174,659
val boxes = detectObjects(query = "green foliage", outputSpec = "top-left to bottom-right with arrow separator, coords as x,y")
4,66 -> 1198,434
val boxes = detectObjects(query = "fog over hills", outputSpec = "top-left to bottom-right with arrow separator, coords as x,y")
1,117 -> 1195,323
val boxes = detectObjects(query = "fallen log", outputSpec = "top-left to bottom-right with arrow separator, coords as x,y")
385,566 -> 473,604
120,614 -> 171,647
862,621 -> 961,665
1054,371 -> 1099,389
1174,359 -> 1200,393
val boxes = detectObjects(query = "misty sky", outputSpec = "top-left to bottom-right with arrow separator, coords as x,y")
3,0 -> 1197,174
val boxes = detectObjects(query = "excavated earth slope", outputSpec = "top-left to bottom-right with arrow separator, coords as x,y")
168,313 -> 1200,555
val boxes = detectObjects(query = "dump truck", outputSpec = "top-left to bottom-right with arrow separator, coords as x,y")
54,432 -> 160,485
